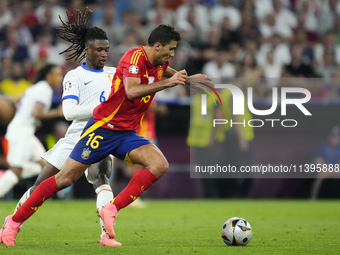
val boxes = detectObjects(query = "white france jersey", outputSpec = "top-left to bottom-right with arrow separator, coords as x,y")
62,63 -> 116,141
42,63 -> 116,171
6,80 -> 53,139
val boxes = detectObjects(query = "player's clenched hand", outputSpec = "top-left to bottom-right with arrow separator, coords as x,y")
186,73 -> 214,88
168,69 -> 187,87
188,73 -> 211,82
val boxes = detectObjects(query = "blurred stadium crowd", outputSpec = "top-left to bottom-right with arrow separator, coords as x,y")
1,0 -> 340,102
0,0 -> 340,200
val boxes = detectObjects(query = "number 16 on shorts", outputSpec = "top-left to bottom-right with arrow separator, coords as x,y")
81,133 -> 103,160
86,132 -> 103,149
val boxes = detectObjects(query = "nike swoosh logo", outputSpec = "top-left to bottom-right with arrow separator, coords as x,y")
84,81 -> 93,85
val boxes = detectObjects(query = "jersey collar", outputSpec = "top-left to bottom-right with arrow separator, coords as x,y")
81,63 -> 104,73
139,46 -> 154,68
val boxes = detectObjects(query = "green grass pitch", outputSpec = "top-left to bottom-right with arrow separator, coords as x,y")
1,199 -> 340,254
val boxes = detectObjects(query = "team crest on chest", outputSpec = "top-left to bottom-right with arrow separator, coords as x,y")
157,66 -> 164,80
81,148 -> 91,160
129,65 -> 139,74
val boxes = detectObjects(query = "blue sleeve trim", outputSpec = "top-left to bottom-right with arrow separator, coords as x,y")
81,63 -> 104,73
62,95 -> 79,101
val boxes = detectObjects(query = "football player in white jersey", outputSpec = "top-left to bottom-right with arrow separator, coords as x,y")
0,64 -> 64,196
0,8 -> 120,247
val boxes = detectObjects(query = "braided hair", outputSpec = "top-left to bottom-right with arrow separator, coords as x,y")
55,7 -> 108,62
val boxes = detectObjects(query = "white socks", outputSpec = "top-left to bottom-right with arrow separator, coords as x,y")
14,187 -> 32,213
0,170 -> 19,197
95,184 -> 114,238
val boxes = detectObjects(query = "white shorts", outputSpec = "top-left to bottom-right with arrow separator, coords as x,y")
42,136 -> 77,171
42,136 -> 98,184
6,135 -> 46,168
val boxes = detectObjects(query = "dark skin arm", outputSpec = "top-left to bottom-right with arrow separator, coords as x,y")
32,103 -> 63,119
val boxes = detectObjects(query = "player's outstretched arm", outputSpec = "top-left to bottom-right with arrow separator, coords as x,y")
185,73 -> 212,85
163,66 -> 178,78
32,103 -> 64,119
124,70 -> 187,100
164,66 -> 212,87
62,98 -> 96,121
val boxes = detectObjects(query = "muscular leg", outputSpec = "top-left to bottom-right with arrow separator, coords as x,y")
89,155 -> 113,190
32,163 -> 60,193
88,155 -> 114,242
55,158 -> 89,189
14,162 -> 60,213
11,158 -> 89,224
100,144 -> 168,239
112,144 -> 168,211
128,144 -> 169,178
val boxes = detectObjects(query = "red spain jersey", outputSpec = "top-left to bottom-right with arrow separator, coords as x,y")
137,100 -> 156,143
93,46 -> 169,131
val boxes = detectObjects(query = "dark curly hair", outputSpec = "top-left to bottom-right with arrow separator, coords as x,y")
147,24 -> 181,46
55,7 -> 108,62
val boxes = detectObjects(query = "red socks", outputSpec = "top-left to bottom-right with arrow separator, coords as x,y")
12,170 -> 159,222
112,169 -> 158,211
13,176 -> 60,223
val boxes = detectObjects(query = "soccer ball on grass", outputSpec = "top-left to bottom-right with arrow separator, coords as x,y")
221,217 -> 252,246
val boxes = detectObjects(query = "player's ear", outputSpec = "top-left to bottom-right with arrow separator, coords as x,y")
154,42 -> 162,51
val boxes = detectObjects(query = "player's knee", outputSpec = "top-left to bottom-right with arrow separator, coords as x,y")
149,158 -> 169,177
100,156 -> 113,178
57,176 -> 75,190
94,171 -> 107,182
161,160 -> 169,173
93,172 -> 110,188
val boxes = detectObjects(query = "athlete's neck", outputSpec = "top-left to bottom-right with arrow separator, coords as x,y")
143,46 -> 158,66
85,62 -> 102,70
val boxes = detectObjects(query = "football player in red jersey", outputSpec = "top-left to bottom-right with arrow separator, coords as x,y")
0,8 -> 122,247
1,24 -> 210,246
